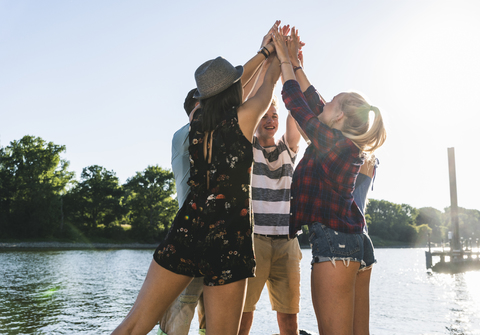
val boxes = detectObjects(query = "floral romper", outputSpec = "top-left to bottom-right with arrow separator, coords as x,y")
154,107 -> 256,286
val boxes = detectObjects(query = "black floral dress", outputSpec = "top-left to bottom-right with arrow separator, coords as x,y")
154,107 -> 255,286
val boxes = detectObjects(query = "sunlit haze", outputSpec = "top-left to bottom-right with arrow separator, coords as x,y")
1,0 -> 480,212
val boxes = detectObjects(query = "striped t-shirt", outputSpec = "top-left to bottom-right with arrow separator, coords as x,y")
251,135 -> 297,235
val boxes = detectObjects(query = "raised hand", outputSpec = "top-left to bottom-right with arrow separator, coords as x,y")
287,27 -> 302,67
280,24 -> 290,37
298,50 -> 304,67
272,27 -> 289,63
261,20 -> 281,49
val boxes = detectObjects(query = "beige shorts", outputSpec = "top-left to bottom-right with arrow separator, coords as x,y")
244,234 -> 302,314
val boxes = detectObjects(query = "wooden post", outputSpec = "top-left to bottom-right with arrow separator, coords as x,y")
448,148 -> 461,252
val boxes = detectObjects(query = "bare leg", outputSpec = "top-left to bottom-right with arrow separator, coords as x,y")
311,261 -> 360,335
198,292 -> 206,330
277,312 -> 298,335
353,268 -> 372,335
238,311 -> 254,335
203,279 -> 247,335
111,260 -> 193,335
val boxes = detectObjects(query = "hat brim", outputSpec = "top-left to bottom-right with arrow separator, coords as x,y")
194,65 -> 244,99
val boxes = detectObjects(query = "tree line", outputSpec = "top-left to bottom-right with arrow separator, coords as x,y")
364,200 -> 480,247
296,200 -> 480,247
0,136 -> 177,242
1,135 -> 479,246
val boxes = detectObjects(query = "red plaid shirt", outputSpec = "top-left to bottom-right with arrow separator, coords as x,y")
282,80 -> 365,237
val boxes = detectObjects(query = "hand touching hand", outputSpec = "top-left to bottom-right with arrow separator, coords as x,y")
287,27 -> 304,67
280,24 -> 290,37
261,20 -> 281,49
272,27 -> 289,63
298,50 -> 304,67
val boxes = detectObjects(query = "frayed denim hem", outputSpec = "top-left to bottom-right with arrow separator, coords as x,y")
358,259 -> 377,272
311,256 -> 365,269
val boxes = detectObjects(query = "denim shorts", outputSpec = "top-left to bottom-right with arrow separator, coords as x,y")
309,222 -> 376,271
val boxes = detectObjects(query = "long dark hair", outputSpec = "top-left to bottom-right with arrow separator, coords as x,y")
199,81 -> 242,132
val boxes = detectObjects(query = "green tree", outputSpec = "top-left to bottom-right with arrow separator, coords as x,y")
444,206 -> 480,249
0,136 -> 74,238
416,207 -> 445,243
366,199 -> 419,243
124,165 -> 177,241
64,165 -> 124,234
414,224 -> 432,246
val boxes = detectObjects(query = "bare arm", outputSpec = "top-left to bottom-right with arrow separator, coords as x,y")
237,57 -> 281,142
245,58 -> 268,100
272,28 -> 295,83
248,44 -> 301,151
247,24 -> 289,99
241,21 -> 280,99
359,155 -> 376,178
286,27 -> 312,92
285,112 -> 301,152
242,63 -> 263,101
241,50 -> 270,100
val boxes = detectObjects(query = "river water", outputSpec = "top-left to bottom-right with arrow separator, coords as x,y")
1,248 -> 480,334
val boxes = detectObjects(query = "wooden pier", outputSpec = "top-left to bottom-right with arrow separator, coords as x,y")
425,148 -> 480,273
426,246 -> 480,274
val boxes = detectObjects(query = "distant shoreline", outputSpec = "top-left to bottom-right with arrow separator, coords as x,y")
0,241 -> 158,251
0,241 -> 420,251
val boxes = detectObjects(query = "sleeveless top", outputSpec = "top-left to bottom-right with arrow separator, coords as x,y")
154,106 -> 256,286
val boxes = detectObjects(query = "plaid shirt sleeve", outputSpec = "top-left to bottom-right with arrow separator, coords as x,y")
281,80 -> 338,155
303,85 -> 326,116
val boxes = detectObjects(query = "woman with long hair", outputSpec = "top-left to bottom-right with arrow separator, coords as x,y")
111,23 -> 282,335
272,27 -> 386,335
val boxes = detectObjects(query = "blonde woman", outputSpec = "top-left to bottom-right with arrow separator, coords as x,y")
272,27 -> 386,335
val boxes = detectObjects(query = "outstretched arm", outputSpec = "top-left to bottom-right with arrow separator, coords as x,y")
282,27 -> 326,116
286,27 -> 311,92
237,56 -> 281,142
249,47 -> 300,151
285,112 -> 301,152
248,24 -> 290,99
242,62 -> 263,102
272,27 -> 295,83
241,20 -> 280,99
244,56 -> 269,100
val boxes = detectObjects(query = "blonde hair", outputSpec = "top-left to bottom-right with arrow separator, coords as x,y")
337,92 -> 386,154
270,94 -> 279,109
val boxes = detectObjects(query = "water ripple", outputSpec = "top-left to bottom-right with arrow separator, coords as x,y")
1,248 -> 480,334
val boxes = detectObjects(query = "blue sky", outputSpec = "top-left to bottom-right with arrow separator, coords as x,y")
2,0 -> 480,212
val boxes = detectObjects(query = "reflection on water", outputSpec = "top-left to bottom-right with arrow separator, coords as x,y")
370,248 -> 480,335
1,248 -> 480,334
0,250 -> 155,334
444,272 -> 480,334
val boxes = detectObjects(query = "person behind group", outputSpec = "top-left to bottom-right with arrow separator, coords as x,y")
158,88 -> 205,335
111,23 -> 282,335
272,27 -> 387,335
353,156 -> 379,217
238,68 -> 302,334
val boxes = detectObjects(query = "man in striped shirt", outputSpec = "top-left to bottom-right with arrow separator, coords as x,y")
239,96 -> 302,335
